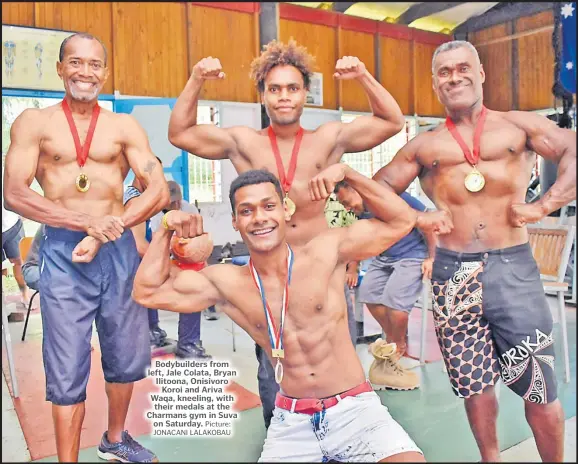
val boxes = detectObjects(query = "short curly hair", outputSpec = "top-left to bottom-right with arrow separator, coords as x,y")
250,39 -> 316,93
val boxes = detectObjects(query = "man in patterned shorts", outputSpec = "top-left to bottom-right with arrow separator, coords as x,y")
372,40 -> 576,462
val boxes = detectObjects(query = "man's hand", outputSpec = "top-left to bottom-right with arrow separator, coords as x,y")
509,203 -> 545,227
309,164 -> 347,201
345,270 -> 359,288
164,210 -> 204,238
416,210 -> 453,236
192,57 -> 225,82
72,236 -> 102,263
86,216 -> 125,243
334,56 -> 367,80
421,257 -> 433,280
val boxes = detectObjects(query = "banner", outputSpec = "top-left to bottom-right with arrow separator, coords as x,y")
2,25 -> 73,91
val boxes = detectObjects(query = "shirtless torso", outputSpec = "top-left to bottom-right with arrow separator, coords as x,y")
133,164 -> 431,399
220,124 -> 344,245
4,101 -> 168,248
169,51 -> 406,247
30,105 -> 131,215
376,108 -> 576,253
415,110 -> 534,251
203,243 -> 365,398
374,42 -> 575,253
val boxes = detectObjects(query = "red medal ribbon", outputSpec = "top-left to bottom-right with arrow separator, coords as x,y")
62,99 -> 100,168
267,126 -> 304,195
445,106 -> 487,166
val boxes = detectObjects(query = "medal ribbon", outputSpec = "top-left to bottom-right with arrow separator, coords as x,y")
249,244 -> 294,355
445,106 -> 487,166
267,126 -> 303,195
62,99 -> 100,168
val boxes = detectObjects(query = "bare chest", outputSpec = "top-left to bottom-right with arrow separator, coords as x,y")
419,123 -> 528,170
40,116 -> 124,165
239,135 -> 332,188
418,123 -> 534,198
220,262 -> 334,335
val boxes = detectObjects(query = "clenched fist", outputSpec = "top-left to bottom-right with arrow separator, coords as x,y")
416,210 -> 454,236
309,164 -> 347,201
164,210 -> 204,238
192,57 -> 226,81
509,202 -> 545,228
334,56 -> 367,80
72,236 -> 102,263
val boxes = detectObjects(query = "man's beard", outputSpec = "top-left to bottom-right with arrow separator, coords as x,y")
70,87 -> 99,102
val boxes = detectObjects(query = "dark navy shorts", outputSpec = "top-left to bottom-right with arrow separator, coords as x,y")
431,243 -> 557,404
39,226 -> 150,406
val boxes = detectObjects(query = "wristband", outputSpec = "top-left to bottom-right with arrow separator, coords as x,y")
161,211 -> 172,230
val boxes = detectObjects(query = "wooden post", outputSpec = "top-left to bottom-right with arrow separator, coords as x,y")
258,2 -> 279,128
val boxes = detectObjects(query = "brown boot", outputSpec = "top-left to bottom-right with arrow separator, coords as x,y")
368,339 -> 420,391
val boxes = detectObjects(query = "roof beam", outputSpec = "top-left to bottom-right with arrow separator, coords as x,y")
453,2 -> 554,35
395,2 -> 462,25
332,2 -> 356,14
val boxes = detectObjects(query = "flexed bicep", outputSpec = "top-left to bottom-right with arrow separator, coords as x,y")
337,218 -> 413,264
134,266 -> 224,314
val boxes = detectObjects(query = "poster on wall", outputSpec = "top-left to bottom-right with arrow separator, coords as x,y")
2,25 -> 74,91
306,72 -> 323,106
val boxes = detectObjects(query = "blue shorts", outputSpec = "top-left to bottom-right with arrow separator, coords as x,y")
39,226 -> 150,406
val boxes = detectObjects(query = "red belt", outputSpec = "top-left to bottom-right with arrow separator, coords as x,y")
274,380 -> 373,415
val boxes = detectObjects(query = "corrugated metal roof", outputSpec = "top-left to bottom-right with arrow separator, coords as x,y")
286,2 -> 503,33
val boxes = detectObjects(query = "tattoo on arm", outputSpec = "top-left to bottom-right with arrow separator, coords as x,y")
144,160 -> 156,175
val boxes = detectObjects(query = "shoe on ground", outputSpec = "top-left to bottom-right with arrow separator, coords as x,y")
97,430 -> 158,462
175,340 -> 212,359
368,339 -> 420,391
149,325 -> 168,348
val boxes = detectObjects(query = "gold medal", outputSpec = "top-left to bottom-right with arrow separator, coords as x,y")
464,167 -> 485,193
62,99 -> 100,194
268,126 -> 303,221
272,348 -> 285,359
76,173 -> 91,193
283,196 -> 296,217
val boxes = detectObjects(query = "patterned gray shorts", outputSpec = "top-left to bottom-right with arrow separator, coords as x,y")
431,243 -> 557,404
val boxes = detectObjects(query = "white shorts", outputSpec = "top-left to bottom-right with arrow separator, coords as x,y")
258,390 -> 422,462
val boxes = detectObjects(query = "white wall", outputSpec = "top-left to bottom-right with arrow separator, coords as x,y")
197,101 -> 261,246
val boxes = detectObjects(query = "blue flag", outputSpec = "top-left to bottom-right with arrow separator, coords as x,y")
560,3 -> 576,94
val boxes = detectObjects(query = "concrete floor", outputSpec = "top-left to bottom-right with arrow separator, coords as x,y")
2,293 -> 576,462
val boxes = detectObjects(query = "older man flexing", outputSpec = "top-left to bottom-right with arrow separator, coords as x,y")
3,33 -> 169,462
373,40 -> 576,462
